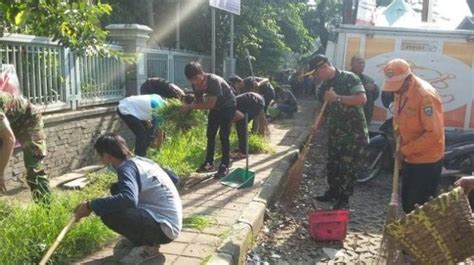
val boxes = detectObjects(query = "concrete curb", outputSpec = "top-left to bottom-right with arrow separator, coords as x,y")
208,140 -> 308,264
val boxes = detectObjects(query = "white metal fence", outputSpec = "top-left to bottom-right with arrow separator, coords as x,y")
144,48 -> 211,89
0,33 -> 211,112
0,33 -> 126,111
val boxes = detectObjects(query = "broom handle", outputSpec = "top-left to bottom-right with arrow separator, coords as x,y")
39,216 -> 76,265
245,113 -> 249,173
307,88 -> 333,143
390,135 -> 401,205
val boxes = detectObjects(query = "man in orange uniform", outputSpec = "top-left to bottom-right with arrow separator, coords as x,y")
382,58 -> 445,213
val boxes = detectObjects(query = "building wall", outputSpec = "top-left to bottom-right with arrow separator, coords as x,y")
4,106 -> 134,185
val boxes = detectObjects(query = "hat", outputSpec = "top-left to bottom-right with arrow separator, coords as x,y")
305,54 -> 329,76
382,59 -> 412,92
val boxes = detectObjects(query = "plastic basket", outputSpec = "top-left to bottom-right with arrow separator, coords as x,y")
386,187 -> 474,264
308,209 -> 349,241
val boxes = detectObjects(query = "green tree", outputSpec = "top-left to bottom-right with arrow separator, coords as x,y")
101,1 -> 336,75
0,0 -> 112,56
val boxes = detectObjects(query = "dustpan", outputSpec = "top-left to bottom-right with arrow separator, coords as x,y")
221,114 -> 255,188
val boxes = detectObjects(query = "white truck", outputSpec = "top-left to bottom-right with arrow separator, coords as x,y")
326,24 -> 474,131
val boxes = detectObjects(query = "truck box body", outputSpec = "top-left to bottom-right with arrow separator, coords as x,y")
326,25 -> 474,130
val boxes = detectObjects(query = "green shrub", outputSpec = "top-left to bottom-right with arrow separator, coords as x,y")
155,99 -> 207,135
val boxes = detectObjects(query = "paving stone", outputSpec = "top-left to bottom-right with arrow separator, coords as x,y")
172,256 -> 202,265
175,231 -> 199,243
193,233 -> 220,246
160,242 -> 188,255
181,243 -> 215,258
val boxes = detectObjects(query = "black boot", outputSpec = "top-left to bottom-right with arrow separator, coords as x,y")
315,191 -> 338,202
332,196 -> 349,209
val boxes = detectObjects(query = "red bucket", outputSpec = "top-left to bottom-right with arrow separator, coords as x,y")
308,209 -> 349,241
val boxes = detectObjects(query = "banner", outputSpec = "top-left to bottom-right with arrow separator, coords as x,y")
355,0 -> 376,26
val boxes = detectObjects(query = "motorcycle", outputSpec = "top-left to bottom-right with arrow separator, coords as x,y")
357,118 -> 474,183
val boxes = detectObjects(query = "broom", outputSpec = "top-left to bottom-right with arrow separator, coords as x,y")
282,90 -> 331,200
375,135 -> 404,264
39,215 -> 76,265
253,111 -> 270,138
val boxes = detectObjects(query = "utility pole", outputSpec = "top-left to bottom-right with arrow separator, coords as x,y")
211,7 -> 216,73
343,0 -> 353,24
421,0 -> 434,22
176,0 -> 181,49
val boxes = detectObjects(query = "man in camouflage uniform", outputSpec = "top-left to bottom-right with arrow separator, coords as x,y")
350,55 -> 380,125
0,91 -> 50,203
307,54 -> 369,209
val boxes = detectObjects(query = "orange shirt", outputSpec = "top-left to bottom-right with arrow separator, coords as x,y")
393,76 -> 445,164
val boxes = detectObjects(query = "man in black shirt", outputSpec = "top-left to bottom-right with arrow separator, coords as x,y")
227,75 -> 244,95
182,62 -> 236,178
140,77 -> 185,99
243,76 -> 275,113
232,92 -> 265,158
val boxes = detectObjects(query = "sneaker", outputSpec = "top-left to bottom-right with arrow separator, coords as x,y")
113,237 -> 135,255
332,197 -> 350,209
119,245 -> 163,264
315,191 -> 338,202
196,162 -> 216,173
213,165 -> 229,179
230,151 -> 247,160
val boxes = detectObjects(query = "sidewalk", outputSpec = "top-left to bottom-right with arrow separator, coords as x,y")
75,100 -> 316,265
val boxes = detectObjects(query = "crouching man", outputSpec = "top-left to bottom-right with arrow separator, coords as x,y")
74,133 -> 182,264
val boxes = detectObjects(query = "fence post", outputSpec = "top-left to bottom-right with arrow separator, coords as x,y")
168,52 -> 174,83
62,48 -> 79,110
105,24 -> 152,96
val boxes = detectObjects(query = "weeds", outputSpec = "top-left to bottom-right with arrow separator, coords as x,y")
183,214 -> 215,231
0,191 -> 116,264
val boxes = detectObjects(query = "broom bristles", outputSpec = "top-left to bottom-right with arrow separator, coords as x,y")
282,142 -> 311,200
375,205 -> 403,264
254,111 -> 270,138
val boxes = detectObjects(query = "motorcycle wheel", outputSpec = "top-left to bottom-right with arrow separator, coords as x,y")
357,143 -> 389,183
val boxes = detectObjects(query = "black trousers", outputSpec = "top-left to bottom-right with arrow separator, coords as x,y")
205,107 -> 236,167
236,110 -> 260,153
401,159 -> 442,213
101,207 -> 173,246
117,109 -> 155,157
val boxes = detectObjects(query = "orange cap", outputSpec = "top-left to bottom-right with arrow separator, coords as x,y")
382,59 -> 412,92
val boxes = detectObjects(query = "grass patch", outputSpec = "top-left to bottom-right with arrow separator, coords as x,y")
182,214 -> 215,231
229,130 -> 274,154
148,125 -> 207,178
0,107 -> 274,263
201,254 -> 213,265
0,170 -> 117,264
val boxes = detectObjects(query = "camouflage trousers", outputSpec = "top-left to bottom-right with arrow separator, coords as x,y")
326,140 -> 365,197
15,115 -> 50,203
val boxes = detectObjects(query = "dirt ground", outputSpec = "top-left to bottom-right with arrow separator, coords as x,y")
247,125 -> 461,265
